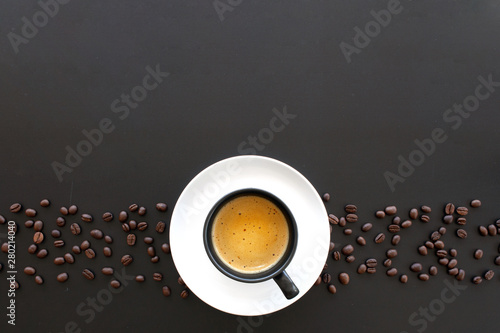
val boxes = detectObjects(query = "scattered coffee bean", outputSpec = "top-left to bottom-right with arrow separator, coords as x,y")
327,284 -> 336,294
418,273 -> 429,281
28,244 -> 38,254
56,217 -> 66,227
329,242 -> 335,252
346,255 -> 355,263
472,276 -> 482,284
341,244 -> 354,256
420,215 -> 430,223
328,214 -> 339,225
156,221 -> 166,233
375,233 -> 386,244
434,241 -> 445,250
151,256 -> 160,263
103,247 -> 112,257
361,223 -> 372,232
51,229 -> 61,238
180,289 -> 189,299
456,229 -> 467,239
141,237 -> 153,245
345,214 -> 358,223
25,220 -> 34,228
367,267 -> 376,274
138,207 -> 147,216
153,272 -> 163,281
343,228 -> 352,235
81,214 -> 93,222
102,267 -> 114,275
456,207 -> 468,216
366,258 -> 377,268
456,269 -> 465,281
496,220 -> 500,228
161,243 -> 170,254
104,235 -> 113,244
147,246 -> 156,257
137,222 -> 148,231
448,259 -> 458,269
401,220 -> 412,228
0,215 -> 5,225
33,220 -> 43,231
356,236 -> 366,246
36,249 -> 48,258
35,276 -> 44,285
121,254 -> 133,266
448,268 -> 459,276
57,273 -> 69,282
80,240 -> 90,250
162,285 -> 172,297
344,204 -> 357,214
33,232 -> 44,244
40,199 -> 50,207
385,206 -> 397,215
386,249 -> 398,259
122,223 -> 130,232
438,258 -> 449,266
424,241 -> 434,249
10,203 -> 22,213
322,273 -> 332,284
72,245 -> 81,254
410,263 -> 423,272
421,205 -> 432,213
392,216 -> 401,225
470,199 -> 481,208
110,280 -> 121,289
478,226 -> 488,236
418,246 -> 428,256
136,275 -> 145,282
443,215 -> 453,224
436,250 -> 447,258
386,268 -> 398,277
64,253 -> 75,264
338,217 -> 347,227
488,224 -> 497,236
102,212 -> 113,222
445,203 -> 455,215
400,275 -> 408,283
484,270 -> 494,280
70,223 -> 81,235
388,225 -> 400,233
24,266 -> 36,275
60,206 -> 69,215
129,203 -> 139,212
375,210 -> 385,219
357,264 -> 367,274
119,211 -> 128,222
474,249 -> 483,259
449,248 -> 457,257
130,220 -> 138,230
391,235 -> 401,246
383,259 -> 392,267
25,208 -> 37,217
156,202 -> 168,212
332,251 -> 341,261
85,248 -> 96,259
438,227 -> 447,235
339,272 -> 349,285
456,217 -> 467,225
409,208 -> 418,220
127,234 -> 136,246
68,205 -> 78,215
82,269 -> 95,280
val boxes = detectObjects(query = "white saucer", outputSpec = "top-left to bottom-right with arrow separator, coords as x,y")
170,155 -> 330,316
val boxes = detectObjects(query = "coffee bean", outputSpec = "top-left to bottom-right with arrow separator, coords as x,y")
104,235 -> 113,244
60,206 -> 69,215
329,242 -> 335,252
56,217 -> 66,227
40,199 -> 50,207
180,289 -> 189,299
384,206 -> 396,215
375,233 -> 386,244
418,273 -> 429,281
391,235 -> 401,246
153,272 -> 163,281
102,267 -> 114,275
138,207 -> 147,216
25,208 -> 37,217
103,247 -> 112,257
388,225 -> 400,233
400,220 -> 411,228
136,275 -> 145,282
438,258 -> 449,266
127,234 -> 136,246
33,232 -> 44,244
357,264 -> 367,274
25,220 -> 34,228
420,215 -> 430,223
410,263 -> 423,272
478,226 -> 488,236
367,267 -> 376,274
400,275 -> 408,283
386,268 -> 398,277
127,220 -> 136,230
444,203 -> 455,215
322,273 -> 332,284
361,223 -> 372,232
344,204 -> 357,214
449,248 -> 458,257
488,224 -> 497,236
366,258 -> 377,268
110,280 -> 121,289
51,229 -> 61,238
427,241 -> 439,249
356,236 -> 366,246
159,285 -> 171,297
122,223 -> 130,232
154,203 -> 168,213
147,246 -> 156,257
72,246 -> 81,254
428,265 -> 438,276
82,269 -> 95,280
343,228 -> 352,235
1,242 -> 8,253
35,276 -> 44,285
64,253 -> 75,264
137,221 -> 147,231
121,254 -> 133,266
345,214 -> 358,223
161,243 -> 170,254
338,272 -> 349,285
443,215 -> 453,224
434,241 -> 445,250
68,205 -> 78,215
129,204 -> 139,212
375,210 -> 385,219
80,240 -> 90,250
496,219 -> 500,228
456,217 -> 467,225
472,276 -> 482,284
10,203 -> 22,213
88,229 -> 102,239
438,227 -> 446,235
85,248 -> 96,259
332,251 -> 341,261
421,205 -> 432,213
470,199 -> 481,208
327,284 -> 336,294
118,211 -> 128,222
456,269 -> 465,281
24,266 -> 36,275
409,208 -> 418,220
383,259 -> 392,267
456,229 -> 467,239
14,281 -> 19,289
484,270 -> 494,281
151,256 -> 160,263
0,215 -> 5,225
392,216 -> 402,225
156,221 -> 166,233
28,244 -> 38,254
448,268 -> 459,276
447,259 -> 458,269
339,217 -> 347,227
418,246 -> 428,255
436,250 -> 447,258
328,214 -> 339,225
70,223 -> 81,235
474,249 -> 483,259
57,273 -> 69,282
102,212 -> 113,222
33,220 -> 43,232
81,214 -> 93,222
345,255 -> 355,263
386,249 -> 398,259
456,207 -> 468,216
36,249 -> 48,258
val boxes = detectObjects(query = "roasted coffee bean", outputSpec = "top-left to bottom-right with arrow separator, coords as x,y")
391,235 -> 401,246
103,247 -> 112,257
178,276 -> 185,285
456,217 -> 467,225
57,273 -> 69,282
385,206 -> 397,215
418,273 -> 430,281
33,220 -> 43,231
338,217 -> 347,227
40,199 -> 50,207
341,244 -> 354,255
0,215 -> 5,225
153,272 -> 163,281
180,289 -> 189,299
449,248 -> 458,257
64,253 -> 75,264
383,259 -> 392,267
150,256 -> 160,263
143,236 -> 154,245
420,215 -> 430,223
356,236 -> 366,246
147,246 -> 156,257
345,214 -> 358,223
421,205 -> 432,213
474,249 -> 483,259
488,224 -> 497,236
425,241 -> 434,249
72,245 -> 81,254
56,217 -> 66,227
443,215 -> 453,224
156,221 -> 166,233
33,231 -> 44,244
68,205 -> 78,215
496,220 -> 500,228
102,267 -> 114,275
418,246 -> 428,256
138,207 -> 147,216
122,223 -> 130,232
81,214 -> 93,222
484,270 -> 494,280
104,235 -> 113,244
344,204 -> 357,214
388,225 -> 400,233
25,220 -> 34,228
448,259 -> 458,269
392,216 -> 401,225
329,242 -> 335,252
25,208 -> 37,217
129,203 -> 139,212
375,233 -> 386,244
438,258 -> 449,266
51,229 -> 61,238
110,280 -> 121,289
338,273 -> 349,285
456,269 -> 466,281
127,234 -> 136,246
410,263 -> 423,272
367,267 -> 376,274
328,214 -> 339,225
119,211 -> 128,222
102,212 -> 113,222
445,203 -> 455,215
409,208 -> 418,220
129,220 -> 137,230
357,264 -> 367,274
82,269 -> 95,280
136,275 -> 145,282
343,228 -> 352,235
1,242 -> 8,253
436,250 -> 448,258
401,220 -> 412,228
161,285 -> 172,297
35,276 -> 44,285
161,243 -> 170,254
472,276 -> 482,284
327,284 -> 336,294
438,227 -> 447,235
85,248 -> 96,259
429,266 -> 438,276
346,255 -> 355,263
156,202 -> 168,212
448,268 -> 459,276
10,203 -> 22,213
121,254 -> 133,266
90,229 -> 104,239
24,266 -> 36,275
366,258 -> 377,268
137,222 -> 148,231
13,281 -> 19,289
60,206 -> 69,215
322,273 -> 332,284
434,241 -> 445,250
386,268 -> 398,277
456,207 -> 468,216
70,223 -> 81,235
470,199 -> 481,208
332,251 -> 341,261
386,249 -> 398,259
28,244 -> 38,254
456,229 -> 467,239
80,240 -> 90,250
478,226 -> 488,236
361,223 -> 372,232
36,249 -> 48,258
375,210 -> 385,219
400,274 -> 408,283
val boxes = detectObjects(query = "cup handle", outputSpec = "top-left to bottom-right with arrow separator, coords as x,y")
273,270 -> 299,299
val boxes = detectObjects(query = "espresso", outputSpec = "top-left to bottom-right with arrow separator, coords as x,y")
211,194 -> 290,274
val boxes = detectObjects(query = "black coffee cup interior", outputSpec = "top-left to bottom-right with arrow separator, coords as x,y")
204,189 -> 297,283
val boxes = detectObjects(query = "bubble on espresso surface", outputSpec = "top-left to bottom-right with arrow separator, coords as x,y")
211,195 -> 289,274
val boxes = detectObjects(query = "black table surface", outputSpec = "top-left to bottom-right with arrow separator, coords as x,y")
1,1 -> 500,332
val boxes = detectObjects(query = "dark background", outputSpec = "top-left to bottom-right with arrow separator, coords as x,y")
1,0 -> 500,332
